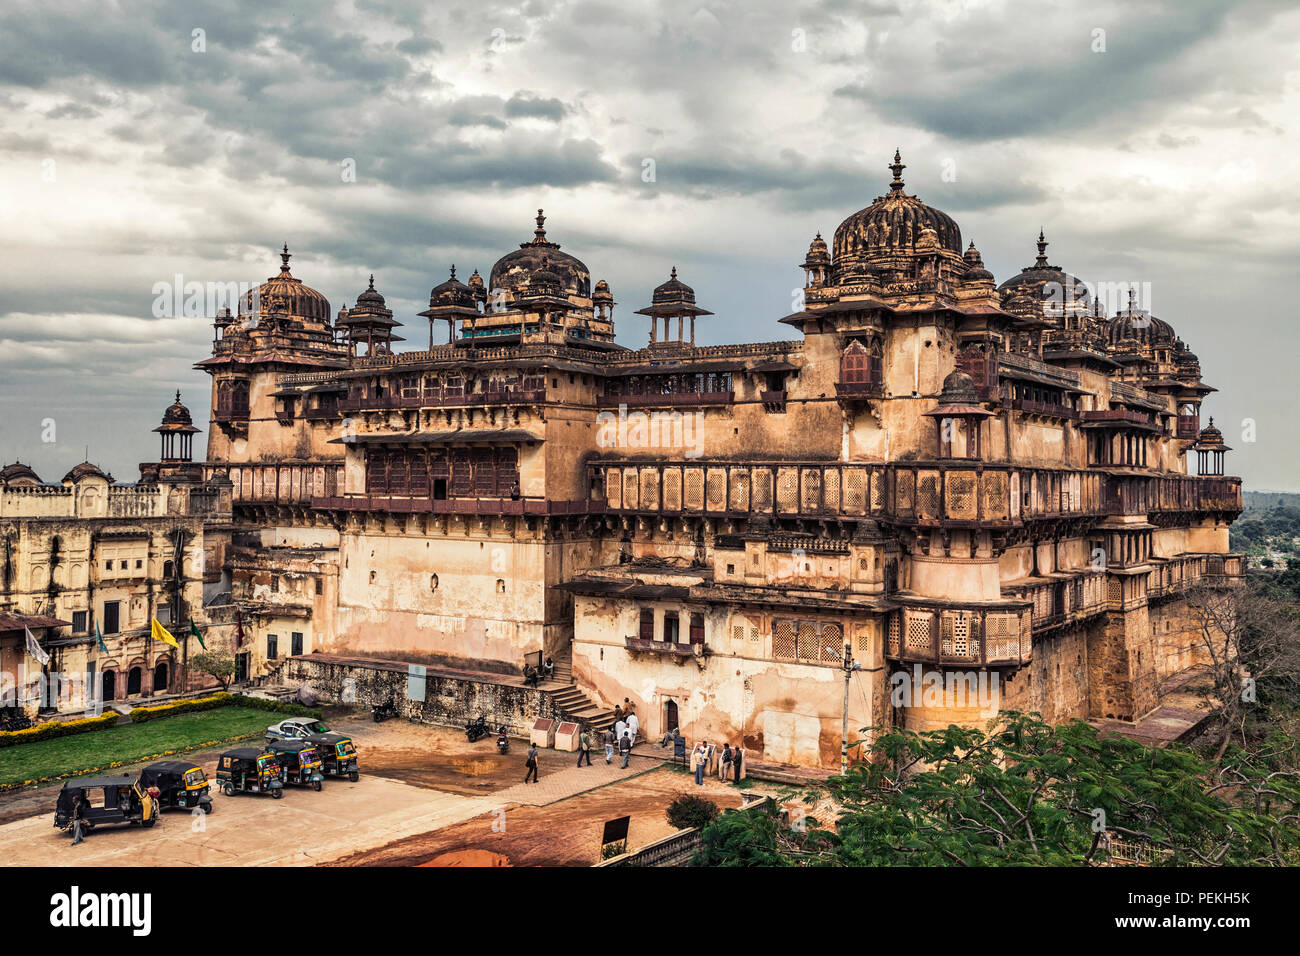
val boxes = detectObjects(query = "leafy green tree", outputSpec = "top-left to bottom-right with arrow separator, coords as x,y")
190,650 -> 235,691
693,714 -> 1300,866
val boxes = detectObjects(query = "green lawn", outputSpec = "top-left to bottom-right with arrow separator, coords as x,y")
0,706 -> 276,788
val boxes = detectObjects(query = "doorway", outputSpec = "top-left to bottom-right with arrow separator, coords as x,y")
153,661 -> 169,692
102,670 -> 115,702
235,652 -> 249,684
127,667 -> 142,696
664,699 -> 679,734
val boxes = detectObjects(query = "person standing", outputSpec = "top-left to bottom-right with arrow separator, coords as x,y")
720,743 -> 732,781
604,726 -> 615,764
577,726 -> 592,767
619,730 -> 632,768
732,743 -> 743,783
693,742 -> 706,785
626,710 -> 639,743
70,793 -> 87,846
524,743 -> 540,783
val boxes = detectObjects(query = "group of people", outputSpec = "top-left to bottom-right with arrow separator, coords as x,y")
689,739 -> 744,786
522,657 -> 557,689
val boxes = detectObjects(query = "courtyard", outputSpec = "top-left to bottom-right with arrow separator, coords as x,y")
0,714 -> 756,866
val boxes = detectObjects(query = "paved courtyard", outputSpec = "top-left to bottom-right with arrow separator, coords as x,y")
0,715 -> 756,866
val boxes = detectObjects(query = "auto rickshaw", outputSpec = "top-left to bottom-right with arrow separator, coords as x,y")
215,747 -> 284,798
53,776 -> 156,834
307,732 -> 360,782
139,760 -> 214,814
265,739 -> 324,790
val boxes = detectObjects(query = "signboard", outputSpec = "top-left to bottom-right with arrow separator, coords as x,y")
406,663 -> 426,702
673,735 -> 687,766
601,815 -> 631,847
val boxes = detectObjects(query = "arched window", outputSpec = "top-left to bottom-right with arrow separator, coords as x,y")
840,341 -> 870,384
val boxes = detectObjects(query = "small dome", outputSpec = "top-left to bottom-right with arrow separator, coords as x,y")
652,267 -> 696,306
593,279 -> 614,303
355,274 -> 385,308
1197,418 -> 1227,448
527,255 -> 564,296
803,232 -> 831,266
962,241 -> 993,281
62,461 -> 112,484
938,369 -> 978,405
1105,291 -> 1177,346
159,391 -> 197,429
467,268 -> 485,291
833,150 -> 963,273
489,209 -> 591,299
0,461 -> 41,486
997,231 -> 1091,321
429,265 -> 477,310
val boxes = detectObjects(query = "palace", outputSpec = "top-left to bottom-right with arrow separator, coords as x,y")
1,152 -> 1244,766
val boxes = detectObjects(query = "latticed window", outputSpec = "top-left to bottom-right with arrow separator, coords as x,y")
773,619 -> 797,660
940,611 -> 980,661
605,469 -> 622,509
777,469 -> 798,511
753,469 -> 772,510
844,468 -> 865,512
904,610 -> 934,654
797,621 -> 819,662
662,469 -> 681,510
887,614 -> 901,656
820,623 -> 844,663
685,469 -> 704,510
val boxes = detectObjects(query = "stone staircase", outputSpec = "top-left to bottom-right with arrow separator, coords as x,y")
547,650 -> 614,732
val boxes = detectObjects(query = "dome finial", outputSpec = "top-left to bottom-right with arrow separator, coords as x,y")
1035,229 -> 1049,266
368,273 -> 375,290
449,264 -> 457,280
280,243 -> 292,274
670,266 -> 678,279
175,389 -> 181,403
888,148 -> 906,193
534,208 -> 547,242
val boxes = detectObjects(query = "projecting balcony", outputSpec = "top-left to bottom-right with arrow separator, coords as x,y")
834,380 -> 883,401
887,606 -> 1033,667
338,388 -> 546,413
309,494 -> 602,517
597,391 -> 733,409
760,390 -> 787,412
624,636 -> 709,665
1080,408 -> 1156,428
1011,398 -> 1079,421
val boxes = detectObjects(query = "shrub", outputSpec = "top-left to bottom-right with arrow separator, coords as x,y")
0,711 -> 120,749
227,694 -> 321,718
128,693 -> 231,723
666,794 -> 720,830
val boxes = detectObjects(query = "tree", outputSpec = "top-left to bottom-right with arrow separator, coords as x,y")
666,794 -> 720,830
189,650 -> 235,691
1185,580 -> 1300,761
693,713 -> 1300,866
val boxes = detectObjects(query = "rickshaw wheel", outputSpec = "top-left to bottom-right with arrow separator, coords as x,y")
349,771 -> 359,782
142,815 -> 156,828
314,780 -> 322,792
223,784 -> 235,797
272,788 -> 283,799
202,803 -> 214,814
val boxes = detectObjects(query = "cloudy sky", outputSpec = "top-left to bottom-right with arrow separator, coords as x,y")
1,0 -> 1297,489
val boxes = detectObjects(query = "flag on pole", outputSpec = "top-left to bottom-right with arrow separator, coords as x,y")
25,626 -> 50,667
189,617 -> 205,650
150,617 -> 180,650
95,623 -> 109,654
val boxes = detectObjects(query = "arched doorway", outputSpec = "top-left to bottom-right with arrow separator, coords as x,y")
127,667 -> 142,697
153,660 -> 169,693
664,699 -> 679,734
101,670 -> 116,702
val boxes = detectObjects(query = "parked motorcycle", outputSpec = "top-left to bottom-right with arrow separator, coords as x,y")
371,699 -> 397,723
465,715 -> 490,742
496,726 -> 510,754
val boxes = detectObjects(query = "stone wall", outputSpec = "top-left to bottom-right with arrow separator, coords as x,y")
283,654 -> 556,734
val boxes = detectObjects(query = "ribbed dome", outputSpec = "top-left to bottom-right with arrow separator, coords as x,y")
489,210 -> 591,299
242,244 -> 332,324
1196,418 -> 1225,447
998,231 -> 1090,318
833,151 -> 962,272
1106,304 -> 1176,346
355,274 -> 385,308
593,279 -> 613,303
803,232 -> 831,266
0,461 -> 41,485
652,267 -> 695,306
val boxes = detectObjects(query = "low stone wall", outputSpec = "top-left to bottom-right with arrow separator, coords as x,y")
283,654 -> 557,735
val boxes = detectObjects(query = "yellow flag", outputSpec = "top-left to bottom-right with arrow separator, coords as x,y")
151,617 -> 180,649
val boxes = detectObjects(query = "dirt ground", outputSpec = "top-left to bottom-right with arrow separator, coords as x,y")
335,764 -> 748,867
0,713 -> 759,867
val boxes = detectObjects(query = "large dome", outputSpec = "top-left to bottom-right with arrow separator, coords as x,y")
833,151 -> 962,271
241,244 -> 332,324
1106,301 -> 1177,347
489,210 -> 591,299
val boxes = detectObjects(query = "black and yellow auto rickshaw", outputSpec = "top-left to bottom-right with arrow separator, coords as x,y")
215,748 -> 284,798
54,776 -> 156,834
140,760 -> 214,814
265,739 -> 324,791
307,732 -> 359,782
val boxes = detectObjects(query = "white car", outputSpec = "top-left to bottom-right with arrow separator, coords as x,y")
265,717 -> 332,741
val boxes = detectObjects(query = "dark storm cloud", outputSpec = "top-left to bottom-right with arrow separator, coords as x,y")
504,92 -> 567,121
